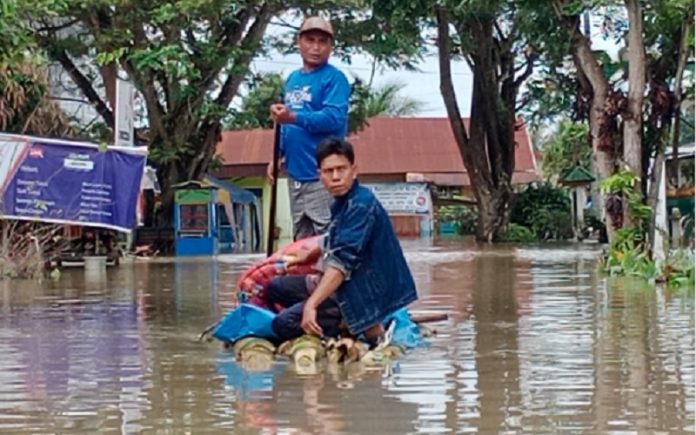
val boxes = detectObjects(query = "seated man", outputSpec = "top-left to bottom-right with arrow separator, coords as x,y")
268,138 -> 418,345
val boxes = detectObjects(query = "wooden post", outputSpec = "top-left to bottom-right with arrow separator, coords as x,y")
266,121 -> 281,257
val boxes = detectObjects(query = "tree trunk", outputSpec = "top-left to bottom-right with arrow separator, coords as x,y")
622,0 -> 646,228
476,183 -> 513,242
646,148 -> 665,250
669,17 -> 692,187
647,15 -> 692,243
100,62 -> 118,111
435,7 -> 517,242
155,121 -> 221,227
555,2 -> 620,241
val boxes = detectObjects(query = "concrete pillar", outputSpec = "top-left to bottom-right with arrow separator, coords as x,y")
670,207 -> 683,249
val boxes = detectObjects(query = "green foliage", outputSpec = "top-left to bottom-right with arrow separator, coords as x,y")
347,78 -> 370,134
603,238 -> 659,279
0,0 -> 67,65
226,75 -> 422,133
597,170 -> 668,280
662,249 -> 695,290
582,207 -> 606,238
600,168 -> 652,226
511,183 -> 574,240
0,62 -> 76,137
600,168 -> 640,196
540,121 -> 592,180
501,223 -> 536,243
438,205 -> 478,235
364,81 -> 422,117
226,73 -> 284,131
603,235 -> 695,289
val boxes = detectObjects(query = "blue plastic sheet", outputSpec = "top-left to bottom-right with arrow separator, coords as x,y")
212,303 -> 278,343
383,307 -> 422,348
213,303 -> 422,348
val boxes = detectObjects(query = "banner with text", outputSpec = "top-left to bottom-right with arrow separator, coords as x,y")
364,182 -> 432,215
0,134 -> 147,232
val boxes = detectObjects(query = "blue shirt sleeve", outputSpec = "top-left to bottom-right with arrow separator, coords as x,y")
325,202 -> 374,279
294,71 -> 350,134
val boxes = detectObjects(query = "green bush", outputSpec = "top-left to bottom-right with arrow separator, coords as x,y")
511,183 -> 573,240
438,205 -> 478,235
583,208 -> 606,239
662,249 -> 695,291
501,223 -> 536,243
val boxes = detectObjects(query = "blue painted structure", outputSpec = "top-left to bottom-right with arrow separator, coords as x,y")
173,178 -> 261,256
174,182 -> 219,256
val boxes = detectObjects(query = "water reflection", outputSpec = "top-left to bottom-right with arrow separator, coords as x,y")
0,242 -> 692,433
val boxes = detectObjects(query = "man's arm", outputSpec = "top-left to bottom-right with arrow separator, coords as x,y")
294,73 -> 350,134
301,266 -> 344,336
300,202 -> 375,336
323,202 -> 374,277
285,243 -> 322,268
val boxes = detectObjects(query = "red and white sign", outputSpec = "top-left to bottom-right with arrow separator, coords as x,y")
364,182 -> 432,215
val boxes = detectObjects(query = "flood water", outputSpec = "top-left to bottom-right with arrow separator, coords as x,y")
0,240 -> 693,433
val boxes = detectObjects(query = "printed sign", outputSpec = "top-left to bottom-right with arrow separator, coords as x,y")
364,182 -> 432,215
115,78 -> 135,147
0,134 -> 146,232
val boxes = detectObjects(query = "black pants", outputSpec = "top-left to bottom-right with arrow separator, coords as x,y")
267,275 -> 342,342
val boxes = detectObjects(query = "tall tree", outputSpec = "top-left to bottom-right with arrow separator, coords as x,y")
30,0 -> 421,224
437,3 -> 537,241
365,0 -> 540,241
0,0 -> 76,137
550,0 -> 694,245
34,1 -> 278,224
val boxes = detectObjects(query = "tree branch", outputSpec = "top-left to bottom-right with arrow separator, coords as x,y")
513,53 -> 536,91
35,18 -> 81,33
192,9 -> 253,96
552,0 -> 608,96
221,9 -> 253,52
48,48 -> 114,128
435,7 -> 469,147
120,24 -> 168,141
215,5 -> 273,108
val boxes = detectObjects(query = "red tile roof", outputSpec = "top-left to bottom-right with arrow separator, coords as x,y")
216,117 -> 539,185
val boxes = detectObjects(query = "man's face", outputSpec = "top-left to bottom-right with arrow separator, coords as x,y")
298,30 -> 333,68
319,154 -> 356,197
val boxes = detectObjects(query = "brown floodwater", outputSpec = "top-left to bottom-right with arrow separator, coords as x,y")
0,239 -> 693,433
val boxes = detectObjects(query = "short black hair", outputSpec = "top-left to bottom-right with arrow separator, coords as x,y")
315,137 -> 355,166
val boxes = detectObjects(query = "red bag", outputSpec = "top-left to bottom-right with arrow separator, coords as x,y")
237,236 -> 322,309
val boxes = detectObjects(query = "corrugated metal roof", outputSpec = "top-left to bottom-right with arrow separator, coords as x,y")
216,117 -> 539,183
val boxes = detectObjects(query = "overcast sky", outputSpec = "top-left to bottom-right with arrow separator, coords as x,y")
248,14 -> 621,119
251,51 -> 473,117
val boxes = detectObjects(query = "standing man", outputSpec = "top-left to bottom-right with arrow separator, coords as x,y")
268,16 -> 351,240
268,138 -> 419,347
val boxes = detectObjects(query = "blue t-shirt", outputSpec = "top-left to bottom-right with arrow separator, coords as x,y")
281,63 -> 350,181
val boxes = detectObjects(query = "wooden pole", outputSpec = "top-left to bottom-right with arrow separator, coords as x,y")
266,121 -> 281,257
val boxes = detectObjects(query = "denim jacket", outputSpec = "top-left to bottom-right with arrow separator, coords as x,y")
323,180 -> 418,333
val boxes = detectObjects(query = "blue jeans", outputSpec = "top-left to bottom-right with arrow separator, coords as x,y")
268,276 -> 342,342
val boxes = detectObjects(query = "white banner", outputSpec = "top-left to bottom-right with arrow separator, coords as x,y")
114,79 -> 135,147
364,182 -> 432,215
0,138 -> 29,194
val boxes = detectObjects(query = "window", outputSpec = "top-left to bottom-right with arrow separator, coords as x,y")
180,204 -> 209,231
